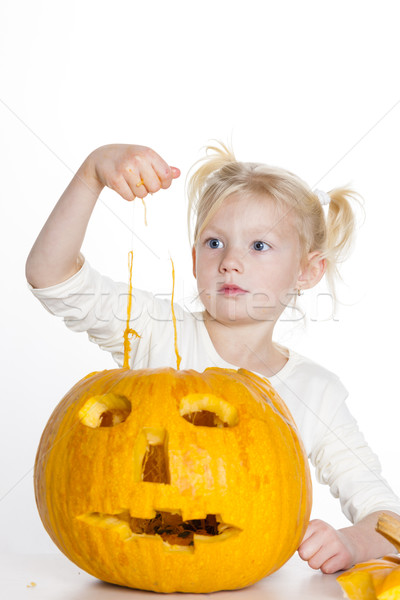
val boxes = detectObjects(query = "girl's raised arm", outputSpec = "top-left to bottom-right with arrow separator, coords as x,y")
25,144 -> 180,289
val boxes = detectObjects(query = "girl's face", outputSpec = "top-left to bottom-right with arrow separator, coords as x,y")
192,192 -> 305,326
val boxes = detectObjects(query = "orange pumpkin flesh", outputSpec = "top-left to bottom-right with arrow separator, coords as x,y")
375,566 -> 400,599
336,558 -> 400,600
337,513 -> 400,600
34,366 -> 312,593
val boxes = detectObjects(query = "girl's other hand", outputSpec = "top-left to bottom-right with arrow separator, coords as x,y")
297,519 -> 356,574
84,144 -> 180,202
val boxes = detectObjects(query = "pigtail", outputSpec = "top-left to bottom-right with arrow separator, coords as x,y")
323,187 -> 364,298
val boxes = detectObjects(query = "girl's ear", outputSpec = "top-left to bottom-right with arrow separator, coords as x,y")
192,246 -> 197,279
296,252 -> 326,292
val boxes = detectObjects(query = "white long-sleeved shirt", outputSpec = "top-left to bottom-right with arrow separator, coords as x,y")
29,259 -> 400,524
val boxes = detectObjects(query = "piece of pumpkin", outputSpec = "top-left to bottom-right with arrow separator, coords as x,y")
336,558 -> 399,600
337,512 -> 400,600
375,565 -> 400,599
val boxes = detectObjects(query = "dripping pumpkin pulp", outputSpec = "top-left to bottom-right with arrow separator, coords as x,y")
122,251 -> 140,368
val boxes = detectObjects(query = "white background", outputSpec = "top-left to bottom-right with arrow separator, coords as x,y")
1,0 -> 400,556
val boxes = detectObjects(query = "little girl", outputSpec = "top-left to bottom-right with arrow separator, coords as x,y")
26,143 -> 400,574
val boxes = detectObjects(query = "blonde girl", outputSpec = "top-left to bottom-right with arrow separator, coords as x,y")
26,143 -> 400,574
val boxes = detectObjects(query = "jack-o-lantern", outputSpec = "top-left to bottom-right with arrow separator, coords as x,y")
35,366 -> 311,593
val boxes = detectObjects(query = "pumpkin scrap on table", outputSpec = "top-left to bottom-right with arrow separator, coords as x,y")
34,367 -> 312,593
336,512 -> 400,600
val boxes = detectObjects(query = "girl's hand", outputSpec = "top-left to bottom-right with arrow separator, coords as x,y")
297,519 -> 356,574
85,144 -> 180,202
26,143 -> 180,288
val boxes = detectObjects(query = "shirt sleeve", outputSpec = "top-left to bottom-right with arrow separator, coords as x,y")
27,258 -> 165,367
309,398 -> 400,523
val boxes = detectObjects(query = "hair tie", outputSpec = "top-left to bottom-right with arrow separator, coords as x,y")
314,189 -> 331,206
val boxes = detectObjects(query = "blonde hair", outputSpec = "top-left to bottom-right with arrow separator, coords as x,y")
187,142 -> 362,302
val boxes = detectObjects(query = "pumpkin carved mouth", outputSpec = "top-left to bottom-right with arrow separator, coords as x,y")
78,510 -> 241,552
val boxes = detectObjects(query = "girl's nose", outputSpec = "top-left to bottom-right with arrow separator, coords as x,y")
218,249 -> 244,273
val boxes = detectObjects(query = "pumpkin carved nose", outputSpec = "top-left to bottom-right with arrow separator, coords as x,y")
134,428 -> 170,484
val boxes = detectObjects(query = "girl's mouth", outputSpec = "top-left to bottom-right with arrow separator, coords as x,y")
218,285 -> 247,296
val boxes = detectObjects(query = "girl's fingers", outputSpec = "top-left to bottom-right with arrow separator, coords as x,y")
125,158 -> 164,197
299,524 -> 315,545
104,145 -> 181,201
116,176 -> 137,202
306,546 -> 338,571
150,154 -> 180,189
170,166 -> 181,179
141,160 -> 166,194
298,532 -> 323,561
320,553 -> 348,574
299,532 -> 339,570
298,523 -> 353,573
124,167 -> 149,199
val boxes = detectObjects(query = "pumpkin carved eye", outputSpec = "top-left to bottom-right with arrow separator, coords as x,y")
179,394 -> 239,428
79,394 -> 131,428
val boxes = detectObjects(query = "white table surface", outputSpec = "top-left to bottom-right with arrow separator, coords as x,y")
1,551 -> 345,599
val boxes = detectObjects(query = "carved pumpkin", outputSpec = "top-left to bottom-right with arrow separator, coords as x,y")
34,366 -> 311,593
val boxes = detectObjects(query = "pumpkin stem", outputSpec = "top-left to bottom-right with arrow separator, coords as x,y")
376,512 -> 400,552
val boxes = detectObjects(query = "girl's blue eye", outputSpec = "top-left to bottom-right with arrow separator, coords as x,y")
253,241 -> 270,252
207,238 -> 223,249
